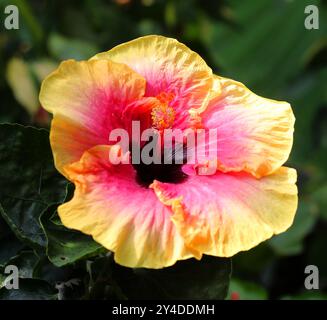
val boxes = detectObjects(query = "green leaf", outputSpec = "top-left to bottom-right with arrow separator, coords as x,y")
0,124 -> 67,248
232,243 -> 275,276
0,235 -> 25,268
227,278 -> 268,300
5,251 -> 40,279
312,184 -> 327,221
6,58 -> 39,115
33,257 -> 75,285
48,33 -> 99,60
41,204 -> 104,267
0,279 -> 57,300
10,0 -> 44,44
204,0 -> 326,96
268,200 -> 317,256
287,68 -> 327,164
111,256 -> 231,300
307,228 -> 327,286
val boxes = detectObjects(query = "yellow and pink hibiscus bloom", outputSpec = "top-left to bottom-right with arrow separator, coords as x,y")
39,35 -> 298,269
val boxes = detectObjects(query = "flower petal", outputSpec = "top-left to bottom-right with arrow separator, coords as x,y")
59,145 -> 195,268
151,167 -> 298,257
200,76 -> 295,178
39,59 -> 146,174
92,35 -> 213,128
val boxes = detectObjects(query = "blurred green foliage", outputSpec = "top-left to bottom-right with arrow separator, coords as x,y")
0,0 -> 326,299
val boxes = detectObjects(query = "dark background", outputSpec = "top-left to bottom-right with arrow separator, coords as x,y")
0,0 -> 326,299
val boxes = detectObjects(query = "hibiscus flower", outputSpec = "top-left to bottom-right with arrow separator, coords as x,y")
39,35 -> 297,268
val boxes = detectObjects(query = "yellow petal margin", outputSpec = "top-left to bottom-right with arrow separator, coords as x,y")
152,167 -> 298,258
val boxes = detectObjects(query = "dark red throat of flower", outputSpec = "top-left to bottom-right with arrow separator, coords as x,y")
130,139 -> 188,187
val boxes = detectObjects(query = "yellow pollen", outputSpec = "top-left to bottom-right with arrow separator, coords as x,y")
151,93 -> 175,130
